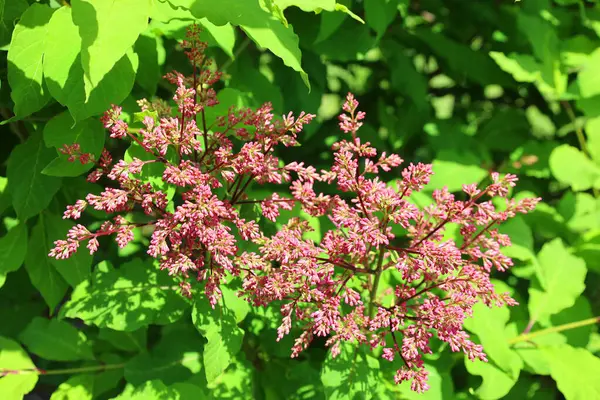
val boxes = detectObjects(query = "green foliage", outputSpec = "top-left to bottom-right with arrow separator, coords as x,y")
19,317 -> 94,361
60,259 -> 190,331
6,133 -> 62,221
528,238 -> 587,325
1,0 -> 600,399
320,343 -> 380,400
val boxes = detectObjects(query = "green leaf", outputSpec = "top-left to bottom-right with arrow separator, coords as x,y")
315,0 -> 348,43
150,1 -> 235,57
528,238 -> 587,325
549,144 -> 600,191
0,337 -> 38,400
42,112 -> 105,177
526,105 -> 555,139
124,322 -> 202,385
19,317 -> 94,361
199,19 -> 235,58
192,294 -> 244,384
557,192 -> 600,233
50,374 -> 94,400
71,0 -> 151,100
6,133 -> 62,221
417,30 -> 513,87
222,286 -> 250,324
585,116 -> 600,165
113,380 -> 179,400
134,31 -> 162,95
364,0 -> 398,37
98,328 -> 147,352
46,213 -> 94,287
60,259 -> 189,331
180,0 -> 309,89
0,224 -> 27,289
44,6 -> 139,121
397,364 -> 453,400
273,0 -> 336,12
464,302 -> 523,376
321,342 -> 380,400
426,149 -> 488,192
25,214 -> 69,311
489,51 -> 564,98
543,345 -> 600,400
0,0 -> 28,49
6,3 -> 53,118
578,48 -> 600,99
465,358 -> 519,400
489,52 -> 540,83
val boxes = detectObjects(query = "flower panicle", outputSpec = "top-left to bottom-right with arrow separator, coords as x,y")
48,25 -> 540,394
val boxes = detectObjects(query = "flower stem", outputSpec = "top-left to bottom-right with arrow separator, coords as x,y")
508,316 -> 600,345
368,247 -> 386,317
1,363 -> 125,376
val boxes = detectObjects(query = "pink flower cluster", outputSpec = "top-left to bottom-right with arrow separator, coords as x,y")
49,26 -> 539,392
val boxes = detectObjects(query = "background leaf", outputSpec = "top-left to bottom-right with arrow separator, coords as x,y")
19,317 -> 94,361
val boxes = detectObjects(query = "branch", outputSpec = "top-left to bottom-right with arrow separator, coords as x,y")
509,316 -> 600,345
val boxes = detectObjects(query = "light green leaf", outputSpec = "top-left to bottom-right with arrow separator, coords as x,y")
19,317 -> 94,361
180,0 -> 309,89
113,380 -> 179,400
6,3 -> 53,118
42,112 -> 105,178
192,295 -> 244,383
549,144 -> 600,191
464,303 -> 523,376
526,105 -> 555,139
489,51 -> 564,98
24,216 -> 69,311
6,133 -> 62,221
0,337 -> 38,400
273,0 -> 336,12
557,192 -> 600,233
578,48 -> 600,99
44,6 -> 140,122
426,149 -> 488,192
321,342 -> 380,400
60,259 -> 189,331
0,224 -> 28,289
50,374 -> 94,400
199,19 -> 235,58
71,0 -> 151,100
222,286 -> 250,324
489,52 -> 540,83
561,35 -> 597,69
465,359 -> 519,400
585,116 -> 600,165
150,1 -> 235,57
528,238 -> 587,325
543,345 -> 600,400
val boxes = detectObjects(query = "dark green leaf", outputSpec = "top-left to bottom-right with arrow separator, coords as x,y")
24,215 -> 68,311
0,224 -> 27,289
19,317 -> 94,361
6,130 -> 62,222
